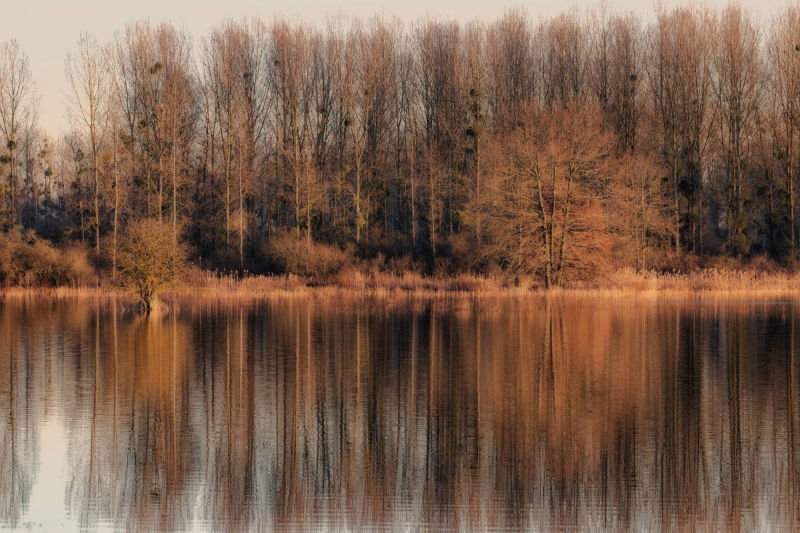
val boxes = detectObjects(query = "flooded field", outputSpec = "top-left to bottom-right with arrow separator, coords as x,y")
1,295 -> 798,531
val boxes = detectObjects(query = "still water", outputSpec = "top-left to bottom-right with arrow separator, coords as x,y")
1,295 -> 799,531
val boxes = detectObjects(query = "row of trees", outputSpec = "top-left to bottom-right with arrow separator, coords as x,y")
3,5 -> 800,285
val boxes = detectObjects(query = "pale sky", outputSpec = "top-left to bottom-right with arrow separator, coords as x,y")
0,0 -> 790,134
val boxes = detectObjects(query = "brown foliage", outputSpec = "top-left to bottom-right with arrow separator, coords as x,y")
0,231 -> 94,287
118,218 -> 186,310
608,153 -> 672,269
10,6 -> 800,288
475,105 -> 618,287
266,232 -> 352,278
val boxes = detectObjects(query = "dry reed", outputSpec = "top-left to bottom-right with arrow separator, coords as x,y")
6,266 -> 800,303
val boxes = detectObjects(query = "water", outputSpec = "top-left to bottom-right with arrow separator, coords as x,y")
1,295 -> 799,531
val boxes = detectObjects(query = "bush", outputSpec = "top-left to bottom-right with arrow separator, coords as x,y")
0,230 -> 95,287
266,233 -> 351,278
383,255 -> 424,276
119,219 -> 186,311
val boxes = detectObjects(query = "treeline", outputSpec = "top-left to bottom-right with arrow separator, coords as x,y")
1,5 -> 800,286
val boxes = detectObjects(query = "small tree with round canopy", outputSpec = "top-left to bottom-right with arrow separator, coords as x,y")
119,218 -> 185,311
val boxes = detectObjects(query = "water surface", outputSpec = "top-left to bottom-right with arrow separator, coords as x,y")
1,296 -> 799,531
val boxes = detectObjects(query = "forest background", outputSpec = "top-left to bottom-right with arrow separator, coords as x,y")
1,4 -> 798,289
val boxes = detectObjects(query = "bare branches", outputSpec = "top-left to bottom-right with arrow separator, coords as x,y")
479,106 -> 615,287
0,39 -> 37,229
647,7 -> 716,254
712,6 -> 762,256
10,5 -> 800,286
66,33 -> 110,253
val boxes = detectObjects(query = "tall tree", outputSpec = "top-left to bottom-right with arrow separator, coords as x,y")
591,13 -> 643,152
539,12 -> 587,109
480,106 -> 613,287
648,8 -> 715,253
0,39 -> 37,231
66,34 -> 110,253
712,6 -> 761,256
160,28 -> 195,247
767,6 -> 800,257
270,21 -> 318,241
414,19 -> 468,252
487,9 -> 534,123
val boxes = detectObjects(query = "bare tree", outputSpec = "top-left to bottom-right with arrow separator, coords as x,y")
160,29 -> 195,246
539,12 -> 587,109
32,133 -> 53,228
767,6 -> 800,257
611,153 -> 671,269
0,39 -> 37,230
340,20 -> 397,243
341,23 -> 370,242
109,29 -> 142,278
203,24 -> 238,248
647,7 -> 716,253
482,106 -> 612,287
19,117 -> 40,228
712,6 -> 762,256
66,34 -> 110,253
464,21 -> 488,240
394,31 -> 419,251
591,13 -> 643,152
486,8 -> 534,124
270,21 -> 318,242
414,19 -> 468,250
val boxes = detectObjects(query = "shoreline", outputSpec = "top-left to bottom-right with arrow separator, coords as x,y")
5,267 -> 800,302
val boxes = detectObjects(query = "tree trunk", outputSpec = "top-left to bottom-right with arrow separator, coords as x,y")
238,143 -> 245,270
93,148 -> 100,254
355,163 -> 361,243
225,144 -> 231,246
158,154 -> 164,223
9,147 -> 15,226
791,129 -> 796,257
673,154 -> 680,253
113,126 -> 119,280
172,128 -> 178,245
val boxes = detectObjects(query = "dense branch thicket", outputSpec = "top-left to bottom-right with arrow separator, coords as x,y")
3,5 -> 800,287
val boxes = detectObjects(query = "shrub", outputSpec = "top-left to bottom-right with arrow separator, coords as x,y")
0,231 -> 95,287
119,219 -> 186,311
266,233 -> 351,278
384,255 -> 424,276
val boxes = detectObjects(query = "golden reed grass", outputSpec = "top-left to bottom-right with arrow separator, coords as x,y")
173,267 -> 800,301
5,266 -> 800,302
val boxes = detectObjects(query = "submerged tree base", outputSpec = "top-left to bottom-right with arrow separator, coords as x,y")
139,297 -> 167,314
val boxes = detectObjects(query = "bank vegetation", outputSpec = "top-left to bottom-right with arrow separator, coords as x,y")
4,4 -> 800,293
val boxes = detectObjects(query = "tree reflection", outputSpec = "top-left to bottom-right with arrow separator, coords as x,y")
1,296 -> 800,530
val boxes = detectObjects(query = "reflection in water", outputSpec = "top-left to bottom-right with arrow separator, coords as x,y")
1,296 -> 799,531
